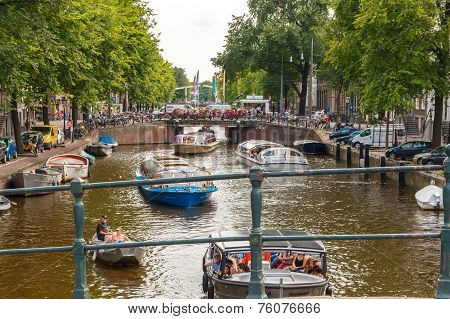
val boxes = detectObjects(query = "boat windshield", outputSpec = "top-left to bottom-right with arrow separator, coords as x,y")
261,148 -> 303,158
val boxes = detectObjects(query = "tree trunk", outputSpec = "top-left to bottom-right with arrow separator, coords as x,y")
299,72 -> 308,116
42,91 -> 50,125
72,100 -> 78,127
432,95 -> 443,148
336,86 -> 342,123
11,92 -> 24,154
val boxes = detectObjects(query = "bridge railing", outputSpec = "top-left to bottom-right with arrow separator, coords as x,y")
0,149 -> 449,299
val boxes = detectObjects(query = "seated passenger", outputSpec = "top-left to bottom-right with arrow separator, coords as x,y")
313,265 -> 323,277
303,257 -> 315,274
291,253 -> 306,272
277,252 -> 294,270
224,257 -> 239,275
204,253 -> 222,272
111,227 -> 130,243
237,263 -> 250,272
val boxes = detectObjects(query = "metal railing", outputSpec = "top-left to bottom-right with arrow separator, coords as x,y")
0,151 -> 450,299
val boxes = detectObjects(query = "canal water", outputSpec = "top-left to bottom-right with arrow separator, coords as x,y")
0,132 -> 443,298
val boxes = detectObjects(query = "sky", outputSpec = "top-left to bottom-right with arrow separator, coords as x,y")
148,0 -> 248,83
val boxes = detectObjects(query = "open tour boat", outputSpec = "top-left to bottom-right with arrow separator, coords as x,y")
136,155 -> 217,207
236,140 -> 309,171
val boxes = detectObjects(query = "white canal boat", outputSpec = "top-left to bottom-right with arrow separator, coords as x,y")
45,154 -> 89,182
171,132 -> 219,155
236,140 -> 309,171
415,184 -> 444,210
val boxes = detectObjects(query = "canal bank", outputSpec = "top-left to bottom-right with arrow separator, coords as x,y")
97,122 -> 443,191
0,131 -> 98,189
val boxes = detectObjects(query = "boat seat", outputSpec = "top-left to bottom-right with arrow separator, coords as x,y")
248,260 -> 270,270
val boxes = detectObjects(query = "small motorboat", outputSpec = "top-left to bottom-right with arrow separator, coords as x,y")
0,196 -> 11,211
79,151 -> 96,165
136,155 -> 217,207
85,143 -> 113,157
11,172 -> 59,196
34,167 -> 63,185
203,230 -> 332,299
293,140 -> 328,155
415,184 -> 444,210
98,136 -> 118,151
91,234 -> 145,266
236,140 -> 309,171
171,132 -> 219,154
45,154 -> 89,182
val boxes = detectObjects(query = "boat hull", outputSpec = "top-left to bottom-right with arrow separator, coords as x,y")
140,185 -> 216,207
11,172 -> 58,196
0,196 -> 11,211
85,144 -> 113,157
46,155 -> 90,182
293,141 -> 328,155
415,185 -> 444,210
212,272 -> 329,299
172,142 -> 219,154
92,238 -> 145,266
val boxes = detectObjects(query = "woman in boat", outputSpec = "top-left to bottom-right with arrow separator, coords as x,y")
111,227 -> 130,243
291,253 -> 306,272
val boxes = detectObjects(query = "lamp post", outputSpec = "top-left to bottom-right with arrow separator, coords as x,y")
345,96 -> 350,123
280,50 -> 284,115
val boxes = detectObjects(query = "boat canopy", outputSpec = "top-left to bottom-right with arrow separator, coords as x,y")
293,140 -> 323,146
238,140 -> 282,153
211,230 -> 326,253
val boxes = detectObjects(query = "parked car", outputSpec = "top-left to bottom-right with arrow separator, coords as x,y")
57,129 -> 65,145
336,130 -> 361,144
0,140 -> 7,163
385,141 -> 432,160
329,127 -> 357,140
30,125 -> 58,149
21,131 -> 44,154
1,137 -> 17,161
416,146 -> 446,165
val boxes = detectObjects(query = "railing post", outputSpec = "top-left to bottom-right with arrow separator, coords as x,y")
364,144 -> 370,168
359,144 -> 364,168
247,166 -> 267,299
346,146 -> 352,166
436,145 -> 450,298
399,162 -> 405,187
71,178 -> 89,299
380,156 -> 386,184
335,143 -> 341,161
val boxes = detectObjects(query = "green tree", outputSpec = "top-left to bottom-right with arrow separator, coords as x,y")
173,67 -> 189,102
214,0 -> 329,115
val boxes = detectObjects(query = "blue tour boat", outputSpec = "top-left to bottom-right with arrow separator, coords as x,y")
136,155 -> 217,207
98,136 -> 118,150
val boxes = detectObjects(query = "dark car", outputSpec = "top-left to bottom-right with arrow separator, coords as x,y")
1,137 -> 17,161
329,127 -> 357,140
419,146 -> 446,165
336,130 -> 361,144
385,141 -> 432,160
0,140 -> 7,163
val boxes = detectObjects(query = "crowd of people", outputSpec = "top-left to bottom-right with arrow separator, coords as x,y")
204,251 -> 323,277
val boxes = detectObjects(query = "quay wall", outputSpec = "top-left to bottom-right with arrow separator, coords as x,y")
98,124 -> 173,145
326,143 -> 445,189
0,131 -> 98,190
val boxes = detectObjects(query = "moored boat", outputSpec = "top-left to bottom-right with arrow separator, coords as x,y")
34,167 -> 63,185
11,171 -> 59,196
0,196 -> 11,211
171,132 -> 219,154
98,136 -> 118,151
236,140 -> 309,171
79,151 -> 96,165
203,230 -> 332,299
136,155 -> 217,207
415,184 -> 443,210
293,140 -> 328,155
85,143 -> 113,157
91,234 -> 145,266
45,154 -> 89,182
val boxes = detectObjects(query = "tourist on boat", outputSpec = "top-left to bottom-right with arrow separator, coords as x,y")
96,214 -> 111,241
291,253 -> 306,271
237,262 -> 250,272
313,265 -> 323,277
277,252 -> 294,270
223,257 -> 239,275
303,257 -> 315,274
204,252 -> 222,272
111,227 -> 130,243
